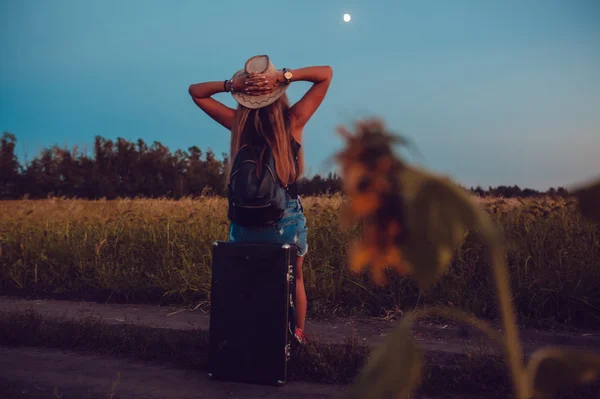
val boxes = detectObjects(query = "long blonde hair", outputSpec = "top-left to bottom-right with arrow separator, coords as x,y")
229,94 -> 304,186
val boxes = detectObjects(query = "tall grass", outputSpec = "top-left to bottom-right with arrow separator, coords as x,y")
1,195 -> 598,327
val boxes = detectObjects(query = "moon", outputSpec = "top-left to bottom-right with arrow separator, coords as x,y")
343,13 -> 351,23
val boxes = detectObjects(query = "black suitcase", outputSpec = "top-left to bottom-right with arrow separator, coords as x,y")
208,241 -> 297,386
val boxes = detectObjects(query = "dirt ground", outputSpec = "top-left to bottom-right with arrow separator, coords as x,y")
2,297 -> 600,399
2,297 -> 600,356
0,346 -> 349,399
0,347 -> 489,399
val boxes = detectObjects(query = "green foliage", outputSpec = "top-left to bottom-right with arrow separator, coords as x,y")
0,132 -> 22,199
0,132 -> 345,199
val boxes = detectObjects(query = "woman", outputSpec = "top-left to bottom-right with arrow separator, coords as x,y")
188,55 -> 333,343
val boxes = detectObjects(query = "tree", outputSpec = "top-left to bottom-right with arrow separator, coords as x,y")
0,132 -> 22,199
0,132 -> 567,200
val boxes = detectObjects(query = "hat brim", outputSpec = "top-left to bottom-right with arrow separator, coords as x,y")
230,69 -> 288,110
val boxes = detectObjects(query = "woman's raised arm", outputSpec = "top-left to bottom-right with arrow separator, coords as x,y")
188,80 -> 237,130
287,66 -> 334,128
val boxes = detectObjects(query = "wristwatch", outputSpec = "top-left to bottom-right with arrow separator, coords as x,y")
282,68 -> 293,84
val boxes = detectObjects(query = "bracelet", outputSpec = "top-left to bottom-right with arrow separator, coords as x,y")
223,80 -> 228,92
229,78 -> 235,93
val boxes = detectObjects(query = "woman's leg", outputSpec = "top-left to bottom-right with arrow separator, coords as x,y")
295,255 -> 307,331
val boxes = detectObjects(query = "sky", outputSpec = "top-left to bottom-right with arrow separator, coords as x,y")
1,0 -> 599,191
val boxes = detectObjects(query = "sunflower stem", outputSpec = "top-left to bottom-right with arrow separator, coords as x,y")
488,237 -> 529,399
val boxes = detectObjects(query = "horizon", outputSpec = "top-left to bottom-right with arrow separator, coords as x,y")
1,0 -> 599,192
0,130 -> 581,193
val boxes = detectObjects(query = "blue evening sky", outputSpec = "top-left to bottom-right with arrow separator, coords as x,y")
1,0 -> 598,190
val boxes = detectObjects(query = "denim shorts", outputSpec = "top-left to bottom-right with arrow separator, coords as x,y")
228,195 -> 308,257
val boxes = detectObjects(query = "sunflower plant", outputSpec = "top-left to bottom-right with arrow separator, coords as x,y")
334,119 -> 600,399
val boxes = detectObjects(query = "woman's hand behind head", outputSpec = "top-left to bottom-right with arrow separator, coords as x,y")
233,72 -> 277,96
247,71 -> 285,94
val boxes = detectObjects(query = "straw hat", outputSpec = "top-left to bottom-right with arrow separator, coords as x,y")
231,55 -> 289,109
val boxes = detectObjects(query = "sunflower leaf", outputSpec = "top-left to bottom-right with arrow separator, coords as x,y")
397,166 -> 495,290
346,313 -> 423,399
526,346 -> 600,397
572,179 -> 600,223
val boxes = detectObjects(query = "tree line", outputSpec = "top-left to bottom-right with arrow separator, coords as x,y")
0,132 -> 568,200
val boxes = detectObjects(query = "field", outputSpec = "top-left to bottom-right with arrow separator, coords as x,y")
1,195 -> 599,329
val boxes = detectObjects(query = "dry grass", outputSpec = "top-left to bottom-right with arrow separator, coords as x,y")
1,195 -> 599,327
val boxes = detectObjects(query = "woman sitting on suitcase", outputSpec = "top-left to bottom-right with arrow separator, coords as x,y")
189,55 -> 333,344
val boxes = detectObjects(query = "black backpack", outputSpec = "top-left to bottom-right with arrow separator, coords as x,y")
227,144 -> 287,227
